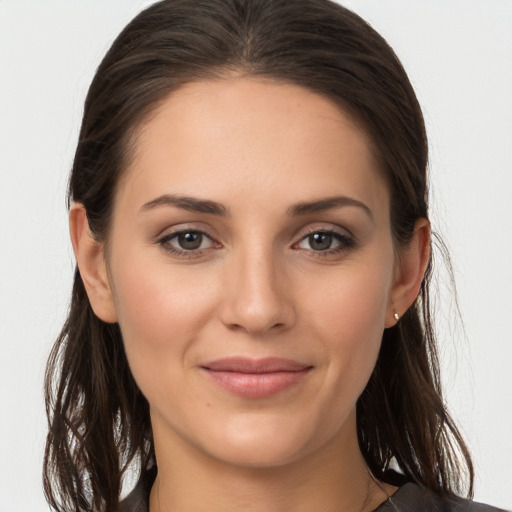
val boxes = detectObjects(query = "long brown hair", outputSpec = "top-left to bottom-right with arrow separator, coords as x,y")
44,1 -> 474,510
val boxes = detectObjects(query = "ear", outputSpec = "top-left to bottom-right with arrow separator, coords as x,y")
386,218 -> 431,327
69,203 -> 118,323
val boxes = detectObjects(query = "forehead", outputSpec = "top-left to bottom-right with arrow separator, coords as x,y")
118,78 -> 389,217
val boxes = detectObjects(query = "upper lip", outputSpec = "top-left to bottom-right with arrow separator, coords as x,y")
201,357 -> 312,373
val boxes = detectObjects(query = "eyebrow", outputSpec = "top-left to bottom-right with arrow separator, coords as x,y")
139,193 -> 372,220
287,196 -> 373,220
139,194 -> 229,216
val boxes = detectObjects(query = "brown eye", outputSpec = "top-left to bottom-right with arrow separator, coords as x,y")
296,230 -> 355,254
177,232 -> 203,250
308,233 -> 333,251
159,230 -> 216,254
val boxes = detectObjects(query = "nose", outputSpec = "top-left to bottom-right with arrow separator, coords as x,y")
218,248 -> 296,336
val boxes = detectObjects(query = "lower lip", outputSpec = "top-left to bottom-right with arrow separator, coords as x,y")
202,368 -> 311,399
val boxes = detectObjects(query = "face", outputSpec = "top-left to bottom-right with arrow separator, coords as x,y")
105,78 -> 398,468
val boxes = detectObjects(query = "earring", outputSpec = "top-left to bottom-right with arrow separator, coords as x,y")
394,312 -> 400,321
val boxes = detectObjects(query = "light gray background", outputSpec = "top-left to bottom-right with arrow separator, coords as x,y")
0,1 -> 511,510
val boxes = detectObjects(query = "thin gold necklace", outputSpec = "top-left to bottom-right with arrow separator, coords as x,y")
368,468 -> 401,512
156,469 -> 399,512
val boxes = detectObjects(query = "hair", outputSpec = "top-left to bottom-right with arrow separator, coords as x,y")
44,0 -> 474,510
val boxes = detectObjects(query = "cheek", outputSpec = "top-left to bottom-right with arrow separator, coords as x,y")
301,257 -> 393,396
109,253 -> 218,383
303,259 -> 391,339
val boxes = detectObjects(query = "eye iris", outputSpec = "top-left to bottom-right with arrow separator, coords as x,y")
309,233 -> 332,251
178,232 -> 202,250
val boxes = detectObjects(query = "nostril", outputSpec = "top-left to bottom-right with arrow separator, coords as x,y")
226,323 -> 245,332
217,277 -> 297,334
223,320 -> 288,335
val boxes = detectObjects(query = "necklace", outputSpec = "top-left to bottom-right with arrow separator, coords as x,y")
367,468 -> 401,512
156,469 -> 400,512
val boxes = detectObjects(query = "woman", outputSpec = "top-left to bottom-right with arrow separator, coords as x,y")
43,1 -> 506,511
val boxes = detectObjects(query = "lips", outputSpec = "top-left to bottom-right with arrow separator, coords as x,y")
200,357 -> 312,399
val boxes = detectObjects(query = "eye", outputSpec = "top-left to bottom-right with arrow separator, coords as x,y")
158,229 -> 217,254
295,230 -> 354,254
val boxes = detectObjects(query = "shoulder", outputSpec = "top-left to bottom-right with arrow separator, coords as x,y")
375,483 -> 509,512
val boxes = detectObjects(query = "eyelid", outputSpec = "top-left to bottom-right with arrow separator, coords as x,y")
160,230 -> 215,246
155,224 -> 222,257
154,222 -> 356,258
293,223 -> 356,244
154,221 -> 216,239
291,224 -> 357,256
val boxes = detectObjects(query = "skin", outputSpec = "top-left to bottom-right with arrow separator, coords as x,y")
71,78 -> 430,511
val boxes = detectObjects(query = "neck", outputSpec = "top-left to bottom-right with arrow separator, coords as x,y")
149,409 -> 395,512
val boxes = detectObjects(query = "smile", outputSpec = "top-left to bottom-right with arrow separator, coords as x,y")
200,357 -> 313,399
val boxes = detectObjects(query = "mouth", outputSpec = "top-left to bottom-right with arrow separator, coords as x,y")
200,357 -> 313,399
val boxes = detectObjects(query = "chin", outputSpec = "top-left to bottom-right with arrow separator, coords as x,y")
208,434 -> 312,469
190,408 -> 348,470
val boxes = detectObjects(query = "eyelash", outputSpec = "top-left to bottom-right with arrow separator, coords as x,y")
157,227 -> 356,258
157,229 -> 219,258
293,228 -> 356,258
